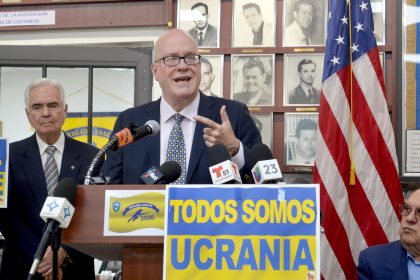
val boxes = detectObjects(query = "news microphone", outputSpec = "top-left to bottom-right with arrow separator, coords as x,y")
84,120 -> 160,185
111,120 -> 160,151
208,144 -> 242,184
140,161 -> 182,184
251,144 -> 282,184
28,178 -> 77,279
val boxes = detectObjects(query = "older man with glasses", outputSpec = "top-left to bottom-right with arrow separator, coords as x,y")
101,29 -> 261,185
357,188 -> 420,280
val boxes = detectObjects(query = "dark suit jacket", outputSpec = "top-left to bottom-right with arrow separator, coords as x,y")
0,134 -> 101,280
289,85 -> 320,104
101,93 -> 262,184
187,24 -> 218,47
357,240 -> 409,280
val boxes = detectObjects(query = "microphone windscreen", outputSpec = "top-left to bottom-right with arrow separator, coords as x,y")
251,144 -> 273,161
145,120 -> 160,136
53,178 -> 77,204
208,144 -> 231,166
159,161 -> 182,184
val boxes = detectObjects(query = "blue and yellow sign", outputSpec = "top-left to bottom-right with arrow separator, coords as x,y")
165,185 -> 320,280
104,190 -> 166,236
0,138 -> 8,208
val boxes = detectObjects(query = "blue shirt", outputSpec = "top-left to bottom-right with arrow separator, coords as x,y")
407,252 -> 420,280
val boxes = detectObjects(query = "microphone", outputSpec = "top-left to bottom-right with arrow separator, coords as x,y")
84,120 -> 160,185
140,161 -> 182,184
250,144 -> 282,184
111,120 -> 160,151
208,144 -> 242,184
28,178 -> 77,279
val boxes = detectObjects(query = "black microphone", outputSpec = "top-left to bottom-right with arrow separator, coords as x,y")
208,144 -> 242,184
250,144 -> 282,184
84,120 -> 160,185
110,120 -> 160,151
28,178 -> 77,279
140,161 -> 182,184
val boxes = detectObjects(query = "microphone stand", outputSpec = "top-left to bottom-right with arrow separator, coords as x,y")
84,136 -> 117,185
51,228 -> 61,280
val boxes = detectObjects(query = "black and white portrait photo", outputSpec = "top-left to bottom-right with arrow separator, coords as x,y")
231,54 -> 274,106
283,0 -> 327,46
232,0 -> 276,47
285,113 -> 318,166
284,53 -> 324,106
251,113 -> 273,149
199,55 -> 223,98
177,0 -> 220,47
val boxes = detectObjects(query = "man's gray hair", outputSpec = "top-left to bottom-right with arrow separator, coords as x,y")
24,78 -> 66,109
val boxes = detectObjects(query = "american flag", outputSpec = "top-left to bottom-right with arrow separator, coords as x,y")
313,0 -> 404,279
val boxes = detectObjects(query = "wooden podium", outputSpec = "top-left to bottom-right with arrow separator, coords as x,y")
61,185 -> 165,280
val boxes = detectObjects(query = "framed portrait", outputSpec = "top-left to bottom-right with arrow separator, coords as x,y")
177,0 -> 220,48
250,113 -> 273,150
231,54 -> 275,106
200,55 -> 223,98
283,0 -> 327,47
232,0 -> 276,47
285,112 -> 318,166
371,0 -> 385,45
284,53 -> 324,106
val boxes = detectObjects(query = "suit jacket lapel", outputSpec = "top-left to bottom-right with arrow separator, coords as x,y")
143,99 -> 161,168
60,136 -> 82,181
21,134 -> 48,209
384,241 -> 409,280
187,93 -> 217,183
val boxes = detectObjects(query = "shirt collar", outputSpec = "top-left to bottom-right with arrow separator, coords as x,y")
160,93 -> 200,123
36,131 -> 65,155
197,25 -> 208,35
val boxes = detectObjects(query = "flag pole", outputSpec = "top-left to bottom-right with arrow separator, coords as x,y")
348,0 -> 356,185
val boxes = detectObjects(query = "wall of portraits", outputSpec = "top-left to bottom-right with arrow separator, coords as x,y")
174,0 -> 390,178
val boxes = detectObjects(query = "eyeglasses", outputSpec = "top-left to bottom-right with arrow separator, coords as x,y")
399,204 -> 420,220
155,55 -> 201,66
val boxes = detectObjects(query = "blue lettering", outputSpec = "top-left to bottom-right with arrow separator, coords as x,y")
194,238 -> 213,270
260,239 -> 280,270
237,239 -> 257,270
171,238 -> 191,269
293,239 -> 314,270
216,239 -> 235,269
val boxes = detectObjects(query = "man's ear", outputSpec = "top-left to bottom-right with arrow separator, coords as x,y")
292,11 -> 298,20
151,63 -> 158,81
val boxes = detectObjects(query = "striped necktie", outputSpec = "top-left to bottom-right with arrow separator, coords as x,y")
166,114 -> 187,184
44,145 -> 59,196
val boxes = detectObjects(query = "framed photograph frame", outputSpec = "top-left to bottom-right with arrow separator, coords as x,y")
284,53 -> 324,106
283,0 -> 327,47
199,55 -> 223,98
250,113 -> 273,150
284,112 -> 318,166
177,0 -> 220,48
232,0 -> 276,47
231,54 -> 275,106
371,0 -> 385,45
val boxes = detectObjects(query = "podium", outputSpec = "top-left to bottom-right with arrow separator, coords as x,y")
61,185 -> 165,280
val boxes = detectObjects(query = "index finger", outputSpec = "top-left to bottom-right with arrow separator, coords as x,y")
194,115 -> 220,129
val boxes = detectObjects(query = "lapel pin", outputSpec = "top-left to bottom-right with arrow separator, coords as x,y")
71,165 -> 75,170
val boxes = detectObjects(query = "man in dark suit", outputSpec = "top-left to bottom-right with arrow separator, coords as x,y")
101,29 -> 261,184
187,2 -> 218,47
0,78 -> 100,279
289,59 -> 320,105
357,188 -> 420,280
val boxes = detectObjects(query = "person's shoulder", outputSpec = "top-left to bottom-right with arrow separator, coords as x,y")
204,94 -> 248,110
10,135 -> 35,152
362,240 -> 403,256
208,24 -> 217,32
